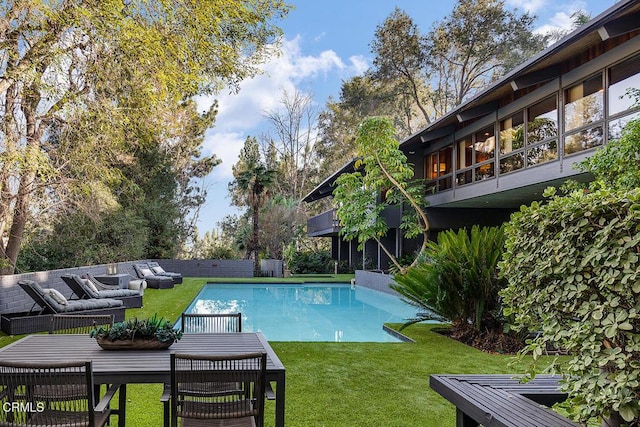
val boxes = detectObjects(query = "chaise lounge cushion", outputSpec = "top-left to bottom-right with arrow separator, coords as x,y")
65,275 -> 140,300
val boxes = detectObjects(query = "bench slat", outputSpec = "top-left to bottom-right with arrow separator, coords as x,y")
430,375 -> 579,427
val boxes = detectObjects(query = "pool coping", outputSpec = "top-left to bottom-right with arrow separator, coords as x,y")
382,324 -> 415,343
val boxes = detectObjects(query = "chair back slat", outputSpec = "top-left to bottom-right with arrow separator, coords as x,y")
181,313 -> 242,333
170,352 -> 266,427
0,360 -> 96,426
49,314 -> 115,334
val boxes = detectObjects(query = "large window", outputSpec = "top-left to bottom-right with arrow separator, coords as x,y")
425,145 -> 453,193
608,54 -> 640,140
564,73 -> 604,155
498,97 -> 558,175
455,126 -> 495,186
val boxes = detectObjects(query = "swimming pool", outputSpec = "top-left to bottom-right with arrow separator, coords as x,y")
178,283 -> 419,342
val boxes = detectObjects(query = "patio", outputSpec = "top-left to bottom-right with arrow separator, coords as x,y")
0,277 -> 567,426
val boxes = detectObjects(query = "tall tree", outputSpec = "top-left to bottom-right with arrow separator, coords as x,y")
426,0 -> 547,113
332,117 -> 429,273
0,0 -> 289,274
316,75 -> 400,193
261,88 -> 320,202
371,7 -> 433,129
229,136 -> 277,272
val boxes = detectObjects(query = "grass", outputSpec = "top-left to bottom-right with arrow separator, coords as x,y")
0,276 -> 560,426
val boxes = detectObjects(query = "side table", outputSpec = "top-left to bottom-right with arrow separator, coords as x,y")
93,273 -> 131,289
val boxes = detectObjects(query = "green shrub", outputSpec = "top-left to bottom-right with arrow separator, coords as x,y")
499,187 -> 640,425
392,225 -> 507,331
90,314 -> 182,343
287,249 -> 333,274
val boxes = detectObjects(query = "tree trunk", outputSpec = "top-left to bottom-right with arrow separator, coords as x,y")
252,205 -> 260,275
1,171 -> 35,275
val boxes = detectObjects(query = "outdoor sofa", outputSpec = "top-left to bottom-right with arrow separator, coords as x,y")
0,280 -> 125,335
61,273 -> 143,308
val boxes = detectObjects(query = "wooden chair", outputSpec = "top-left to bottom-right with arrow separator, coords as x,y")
0,360 -> 120,426
162,352 -> 267,427
49,314 -> 115,334
181,313 -> 242,334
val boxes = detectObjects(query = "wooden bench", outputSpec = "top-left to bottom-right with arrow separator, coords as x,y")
430,374 -> 579,427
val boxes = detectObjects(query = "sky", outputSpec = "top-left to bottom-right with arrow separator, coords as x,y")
193,0 -> 617,236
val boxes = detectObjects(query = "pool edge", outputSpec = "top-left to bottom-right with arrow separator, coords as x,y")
382,324 -> 415,343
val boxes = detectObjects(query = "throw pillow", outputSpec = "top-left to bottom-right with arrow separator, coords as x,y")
45,288 -> 68,305
83,278 -> 99,294
151,266 -> 164,274
140,267 -> 154,277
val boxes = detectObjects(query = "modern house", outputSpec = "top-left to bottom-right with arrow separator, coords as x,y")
303,0 -> 640,271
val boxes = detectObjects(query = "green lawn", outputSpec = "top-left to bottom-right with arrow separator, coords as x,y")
0,277 -> 556,426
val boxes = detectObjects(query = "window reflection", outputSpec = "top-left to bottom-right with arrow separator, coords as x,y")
527,140 -> 558,166
474,127 -> 495,162
609,54 -> 640,116
475,163 -> 494,181
564,127 -> 603,155
528,97 -> 558,143
500,112 -> 524,154
564,74 -> 603,132
499,152 -> 524,174
609,111 -> 640,140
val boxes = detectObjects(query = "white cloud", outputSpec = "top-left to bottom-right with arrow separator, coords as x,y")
349,55 -> 369,75
532,1 -> 589,36
506,0 -> 548,14
198,35 -> 367,181
195,34 -> 371,233
202,131 -> 247,179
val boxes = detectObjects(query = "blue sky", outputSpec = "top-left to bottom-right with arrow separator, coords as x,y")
193,0 -> 616,236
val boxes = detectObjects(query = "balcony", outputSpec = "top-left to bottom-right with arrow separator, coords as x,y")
306,205 -> 403,238
307,209 -> 340,237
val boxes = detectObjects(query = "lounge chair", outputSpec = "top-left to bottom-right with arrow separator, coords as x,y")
3,280 -> 126,334
132,263 -> 175,289
61,274 -> 143,308
86,272 -> 147,295
147,261 -> 183,284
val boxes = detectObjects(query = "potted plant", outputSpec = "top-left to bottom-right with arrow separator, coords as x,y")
90,314 -> 182,350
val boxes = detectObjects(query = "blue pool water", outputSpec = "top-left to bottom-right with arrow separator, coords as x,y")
179,283 -> 419,342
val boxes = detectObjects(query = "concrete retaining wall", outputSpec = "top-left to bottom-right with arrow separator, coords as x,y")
354,270 -> 399,296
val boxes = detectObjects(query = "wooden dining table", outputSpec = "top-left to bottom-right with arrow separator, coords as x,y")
0,332 -> 286,427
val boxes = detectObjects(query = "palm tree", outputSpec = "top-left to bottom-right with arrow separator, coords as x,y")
232,161 -> 277,274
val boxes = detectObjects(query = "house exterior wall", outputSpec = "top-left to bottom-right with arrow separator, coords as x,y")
304,3 -> 640,270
